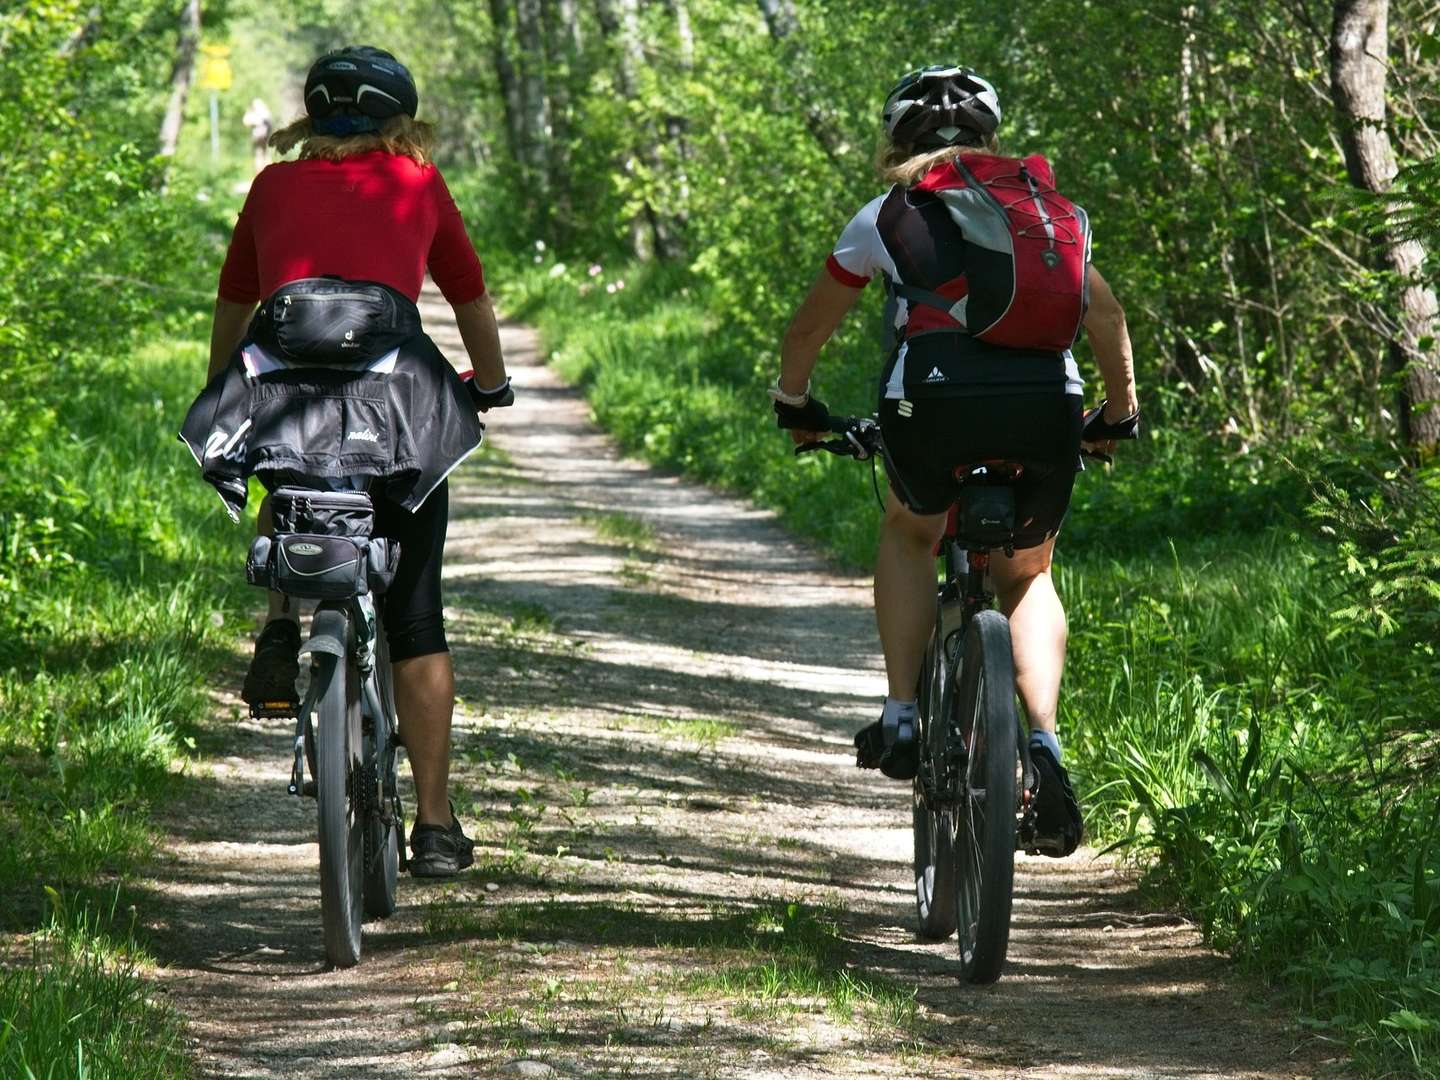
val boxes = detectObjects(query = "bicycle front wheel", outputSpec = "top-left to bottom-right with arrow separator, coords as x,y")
314,649 -> 364,967
953,609 -> 1019,984
913,605 -> 958,941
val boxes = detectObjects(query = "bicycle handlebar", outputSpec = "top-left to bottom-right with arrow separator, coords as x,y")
792,416 -> 881,460
793,414 -> 1119,464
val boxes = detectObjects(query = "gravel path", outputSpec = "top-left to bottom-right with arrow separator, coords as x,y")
140,290 -> 1331,1078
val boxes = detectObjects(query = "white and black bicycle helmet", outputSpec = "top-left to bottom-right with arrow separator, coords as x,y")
304,46 -> 418,136
883,65 -> 1002,149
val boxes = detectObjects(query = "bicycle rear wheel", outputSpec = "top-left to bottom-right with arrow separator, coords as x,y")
314,648 -> 364,967
363,618 -> 400,919
913,602 -> 959,940
953,609 -> 1019,984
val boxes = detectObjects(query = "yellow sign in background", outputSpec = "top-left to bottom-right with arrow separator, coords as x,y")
198,43 -> 232,92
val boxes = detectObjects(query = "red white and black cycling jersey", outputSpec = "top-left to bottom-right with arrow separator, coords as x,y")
827,182 -> 1084,400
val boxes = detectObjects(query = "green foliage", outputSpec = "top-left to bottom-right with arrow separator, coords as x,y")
0,7 -> 257,1075
1307,459 -> 1440,641
0,891 -> 191,1080
364,0 -> 1439,447
0,340 -> 252,923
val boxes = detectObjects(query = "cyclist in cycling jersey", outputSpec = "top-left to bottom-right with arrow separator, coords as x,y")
205,47 -> 513,877
771,66 -> 1140,856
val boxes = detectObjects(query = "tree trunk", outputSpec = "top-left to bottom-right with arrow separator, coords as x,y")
487,0 -> 526,169
542,0 -> 578,232
594,0 -> 674,260
1330,0 -> 1440,451
663,0 -> 693,224
756,0 -> 797,38
755,0 -> 846,166
516,0 -> 551,191
157,0 -> 202,158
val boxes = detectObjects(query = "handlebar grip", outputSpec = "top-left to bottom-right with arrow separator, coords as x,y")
794,439 -> 848,457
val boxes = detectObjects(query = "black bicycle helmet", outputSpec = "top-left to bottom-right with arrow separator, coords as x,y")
882,65 -> 1001,150
304,46 -> 417,136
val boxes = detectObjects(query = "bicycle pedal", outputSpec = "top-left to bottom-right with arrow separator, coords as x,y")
250,701 -> 299,719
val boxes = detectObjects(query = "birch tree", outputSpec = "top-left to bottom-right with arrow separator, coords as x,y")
1331,0 -> 1440,450
156,0 -> 201,158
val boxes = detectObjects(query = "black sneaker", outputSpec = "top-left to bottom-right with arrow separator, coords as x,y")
242,619 -> 301,706
1028,742 -> 1083,857
409,812 -> 475,878
854,714 -> 919,781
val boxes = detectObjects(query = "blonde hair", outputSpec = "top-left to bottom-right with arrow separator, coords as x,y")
876,132 -> 1001,187
269,114 -> 435,166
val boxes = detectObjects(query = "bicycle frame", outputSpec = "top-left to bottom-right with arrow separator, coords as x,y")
925,495 -> 1038,845
284,597 -> 401,839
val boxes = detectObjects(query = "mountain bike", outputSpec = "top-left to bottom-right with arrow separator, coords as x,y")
799,417 -> 1093,984
245,485 -> 406,968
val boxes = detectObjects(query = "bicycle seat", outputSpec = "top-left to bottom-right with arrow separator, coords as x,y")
952,459 -> 1025,486
940,461 -> 1023,553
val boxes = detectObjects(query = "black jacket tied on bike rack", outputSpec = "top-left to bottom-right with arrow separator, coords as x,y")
179,278 -> 483,522
245,488 -> 399,599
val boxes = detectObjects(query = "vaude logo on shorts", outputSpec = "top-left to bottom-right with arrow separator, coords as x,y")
924,366 -> 946,383
288,542 -> 324,556
345,428 -> 381,442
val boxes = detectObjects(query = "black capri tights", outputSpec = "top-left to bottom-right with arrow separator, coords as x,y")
373,481 -> 449,661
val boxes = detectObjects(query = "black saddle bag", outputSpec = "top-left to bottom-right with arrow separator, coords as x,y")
250,277 -> 421,365
957,485 -> 1016,549
245,487 -> 400,599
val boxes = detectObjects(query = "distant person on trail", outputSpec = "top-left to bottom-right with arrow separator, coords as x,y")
242,96 -> 273,174
770,65 -> 1140,856
198,46 -> 515,878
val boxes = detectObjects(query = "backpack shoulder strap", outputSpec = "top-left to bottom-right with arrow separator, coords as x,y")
887,280 -> 970,329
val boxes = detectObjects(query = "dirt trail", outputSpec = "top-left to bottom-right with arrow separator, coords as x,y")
142,291 -> 1330,1078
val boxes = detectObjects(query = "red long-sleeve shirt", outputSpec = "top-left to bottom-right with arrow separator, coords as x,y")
217,151 -> 486,306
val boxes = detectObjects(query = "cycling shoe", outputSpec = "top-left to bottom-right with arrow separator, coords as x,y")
1027,742 -> 1083,857
242,619 -> 301,706
854,717 -> 919,781
409,811 -> 476,878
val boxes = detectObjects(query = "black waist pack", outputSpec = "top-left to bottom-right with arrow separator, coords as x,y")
250,277 -> 422,366
245,487 -> 400,599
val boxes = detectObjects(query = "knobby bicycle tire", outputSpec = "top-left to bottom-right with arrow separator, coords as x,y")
913,601 -> 960,941
953,609 -> 1019,984
315,650 -> 364,967
363,618 -> 400,919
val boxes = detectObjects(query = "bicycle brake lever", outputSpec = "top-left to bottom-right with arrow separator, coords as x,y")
843,430 -> 872,460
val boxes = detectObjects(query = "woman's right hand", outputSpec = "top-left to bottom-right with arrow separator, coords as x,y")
1081,399 -> 1141,458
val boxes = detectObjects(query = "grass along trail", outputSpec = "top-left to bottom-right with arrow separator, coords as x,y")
136,287 -> 1330,1078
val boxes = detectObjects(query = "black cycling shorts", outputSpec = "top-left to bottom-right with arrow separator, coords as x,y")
879,393 -> 1083,549
374,481 -> 449,661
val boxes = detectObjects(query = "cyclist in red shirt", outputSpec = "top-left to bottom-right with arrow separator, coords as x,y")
206,47 -> 511,877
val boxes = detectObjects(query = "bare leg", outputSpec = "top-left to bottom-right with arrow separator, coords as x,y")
989,538 -> 1066,734
393,651 -> 455,827
874,491 -> 948,698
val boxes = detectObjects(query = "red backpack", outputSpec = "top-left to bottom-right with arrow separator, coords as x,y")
893,153 -> 1091,352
